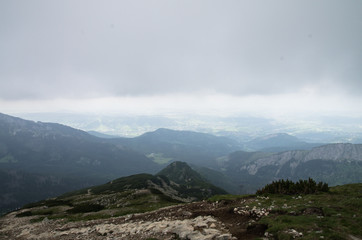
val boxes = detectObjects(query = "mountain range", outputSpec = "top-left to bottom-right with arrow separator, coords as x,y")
216,143 -> 362,193
109,128 -> 242,168
1,112 -> 362,215
0,113 -> 160,214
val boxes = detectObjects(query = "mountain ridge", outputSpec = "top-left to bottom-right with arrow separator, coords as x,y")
0,112 -> 161,214
243,132 -> 323,152
218,143 -> 362,194
241,143 -> 362,175
110,127 -> 243,167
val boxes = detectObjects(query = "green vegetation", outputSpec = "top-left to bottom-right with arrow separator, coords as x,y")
66,203 -> 104,214
256,178 -> 329,195
16,187 -> 181,222
256,183 -> 361,239
157,161 -> 227,199
208,194 -> 255,202
207,183 -> 362,239
10,171 -> 362,239
23,199 -> 73,209
59,174 -> 160,199
12,161 -> 229,222
15,211 -> 33,217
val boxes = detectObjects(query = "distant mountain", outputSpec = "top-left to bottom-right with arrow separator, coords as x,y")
0,113 -> 160,214
219,143 -> 362,194
111,128 -> 243,167
244,133 -> 323,152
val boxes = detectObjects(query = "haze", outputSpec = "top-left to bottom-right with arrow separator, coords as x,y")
1,0 -> 362,120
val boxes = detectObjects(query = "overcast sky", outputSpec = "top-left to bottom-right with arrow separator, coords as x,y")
1,0 -> 361,118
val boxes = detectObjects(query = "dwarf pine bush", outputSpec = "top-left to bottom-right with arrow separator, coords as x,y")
256,178 -> 329,195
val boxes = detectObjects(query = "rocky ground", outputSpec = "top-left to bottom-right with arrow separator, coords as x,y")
2,183 -> 361,239
0,198 -> 267,240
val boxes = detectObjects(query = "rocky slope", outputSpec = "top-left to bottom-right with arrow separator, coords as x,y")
216,143 -> 362,193
1,183 -> 361,240
229,143 -> 362,176
0,194 -> 271,240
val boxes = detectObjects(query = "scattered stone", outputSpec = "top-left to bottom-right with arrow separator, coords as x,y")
215,233 -> 233,240
284,228 -> 303,238
303,207 -> 324,216
182,211 -> 192,217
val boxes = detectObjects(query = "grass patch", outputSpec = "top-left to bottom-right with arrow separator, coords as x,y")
15,211 -> 33,217
30,217 -> 46,223
208,194 -> 255,202
44,199 -> 73,207
255,183 -> 362,239
31,208 -> 54,215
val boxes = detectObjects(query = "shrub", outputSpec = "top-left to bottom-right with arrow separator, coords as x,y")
256,178 -> 329,195
66,203 -> 104,214
15,211 -> 33,217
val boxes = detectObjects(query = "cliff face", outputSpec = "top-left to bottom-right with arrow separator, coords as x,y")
217,144 -> 362,194
239,143 -> 362,175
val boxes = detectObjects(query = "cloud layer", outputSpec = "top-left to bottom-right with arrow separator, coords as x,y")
1,0 -> 361,101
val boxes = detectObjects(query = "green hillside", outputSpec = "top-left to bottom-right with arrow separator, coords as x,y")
210,183 -> 362,239
11,162 -> 226,222
157,161 -> 227,199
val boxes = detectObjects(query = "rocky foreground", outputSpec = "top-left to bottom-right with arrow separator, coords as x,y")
2,183 -> 361,240
0,198 -> 266,240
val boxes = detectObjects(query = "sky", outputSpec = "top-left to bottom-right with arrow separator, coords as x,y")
1,0 -> 362,118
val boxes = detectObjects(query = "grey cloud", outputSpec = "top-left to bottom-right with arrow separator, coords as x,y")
0,0 -> 361,100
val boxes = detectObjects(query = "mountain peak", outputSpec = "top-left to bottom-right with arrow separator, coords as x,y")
157,161 -> 205,185
157,161 -> 227,196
